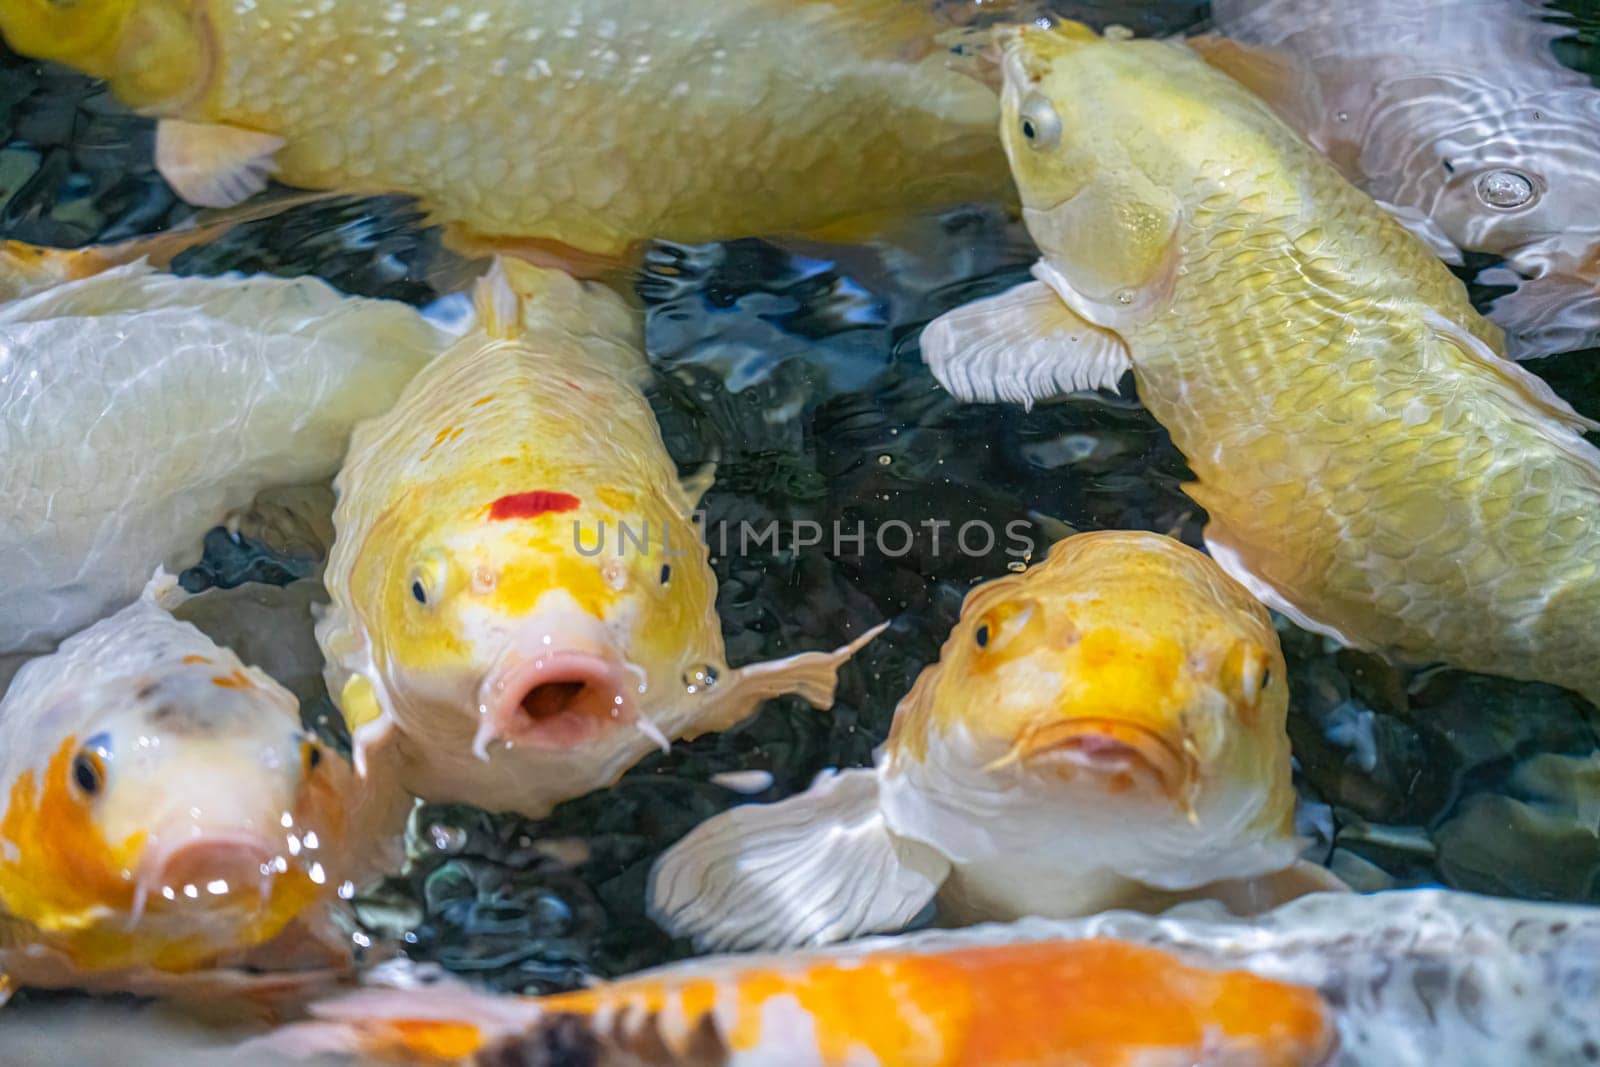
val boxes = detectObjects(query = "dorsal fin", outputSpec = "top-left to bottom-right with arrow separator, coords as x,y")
471,258 -> 647,378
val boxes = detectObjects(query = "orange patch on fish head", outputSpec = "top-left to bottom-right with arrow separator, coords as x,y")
0,736 -> 145,935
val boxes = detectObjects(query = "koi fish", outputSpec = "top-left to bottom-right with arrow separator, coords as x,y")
258,935 -> 1335,1066
318,260 -> 883,818
0,255 -> 456,662
0,571 -> 354,999
922,23 -> 1600,707
651,531 -> 1339,952
0,0 -> 1010,273
1204,0 -> 1600,358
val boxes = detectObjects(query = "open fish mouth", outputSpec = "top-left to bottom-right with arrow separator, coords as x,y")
1013,716 -> 1194,802
130,832 -> 283,923
475,650 -> 636,756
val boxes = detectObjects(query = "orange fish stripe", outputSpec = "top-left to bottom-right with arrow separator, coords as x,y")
361,939 -> 1332,1065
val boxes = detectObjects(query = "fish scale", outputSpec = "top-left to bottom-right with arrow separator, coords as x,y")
1115,79 -> 1600,701
7,0 -> 1011,260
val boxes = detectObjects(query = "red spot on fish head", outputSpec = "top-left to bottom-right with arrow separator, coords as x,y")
489,491 -> 581,521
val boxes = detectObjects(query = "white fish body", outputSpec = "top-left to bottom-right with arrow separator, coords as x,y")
1209,0 -> 1600,356
0,262 -> 456,660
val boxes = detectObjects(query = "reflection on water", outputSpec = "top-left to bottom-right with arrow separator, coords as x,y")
1,0 -> 1599,1016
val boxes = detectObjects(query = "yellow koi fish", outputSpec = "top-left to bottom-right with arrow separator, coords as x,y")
259,935 -> 1334,1066
651,532 -> 1337,952
319,261 -> 882,819
0,572 -> 355,999
0,0 -> 1009,271
922,23 -> 1600,706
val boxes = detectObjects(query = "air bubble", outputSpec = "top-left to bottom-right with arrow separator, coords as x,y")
682,664 -> 719,689
1115,290 -> 1135,305
1476,169 -> 1535,209
427,823 -> 467,854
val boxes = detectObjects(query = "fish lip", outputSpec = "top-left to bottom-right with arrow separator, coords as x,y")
132,831 -> 282,920
474,649 -> 636,756
1015,716 -> 1192,797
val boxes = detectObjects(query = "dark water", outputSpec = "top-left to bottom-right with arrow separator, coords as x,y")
2,0 -> 1599,1003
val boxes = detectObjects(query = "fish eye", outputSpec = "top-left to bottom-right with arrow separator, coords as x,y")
1018,93 -> 1061,150
301,739 -> 324,774
1475,168 -> 1537,210
659,563 -> 671,586
975,623 -> 991,648
408,552 -> 451,610
1260,668 -> 1273,691
71,750 -> 105,797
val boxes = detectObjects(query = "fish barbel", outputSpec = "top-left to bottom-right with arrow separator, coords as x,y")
0,0 -> 1010,269
922,23 -> 1600,706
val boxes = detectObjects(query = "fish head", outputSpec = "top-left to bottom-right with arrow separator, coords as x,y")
356,481 -> 715,769
0,0 -> 206,105
889,534 -> 1295,881
0,0 -> 133,71
993,22 -> 1303,321
0,656 -> 348,971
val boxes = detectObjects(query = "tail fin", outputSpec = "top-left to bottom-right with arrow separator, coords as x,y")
648,766 -> 949,951
0,190 -> 333,302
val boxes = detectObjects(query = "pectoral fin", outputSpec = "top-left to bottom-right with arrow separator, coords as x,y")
1200,860 -> 1351,916
155,120 -> 285,209
679,459 -> 718,512
921,279 -> 1131,409
1485,270 -> 1600,360
649,767 -> 950,951
250,980 -> 539,1062
1425,309 -> 1600,435
688,621 -> 888,737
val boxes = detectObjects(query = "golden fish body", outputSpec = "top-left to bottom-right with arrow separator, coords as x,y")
261,935 -> 1333,1066
651,532 -> 1323,952
927,24 -> 1600,705
1,0 -> 1008,263
320,261 -> 878,818
0,572 -> 353,997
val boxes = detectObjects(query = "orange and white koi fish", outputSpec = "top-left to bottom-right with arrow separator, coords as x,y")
651,532 -> 1338,952
1205,0 -> 1600,358
0,253 -> 456,663
0,572 -> 357,1000
922,23 -> 1600,707
0,0 -> 1009,273
259,935 -> 1335,1066
318,261 -> 883,819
